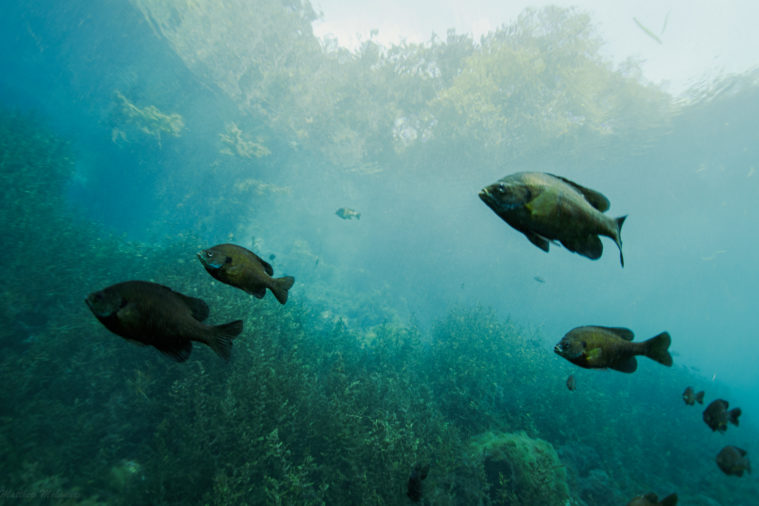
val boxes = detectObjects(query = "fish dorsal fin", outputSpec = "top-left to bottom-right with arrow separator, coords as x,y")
547,173 -> 610,212
177,294 -> 210,321
594,326 -> 635,341
260,259 -> 274,276
738,447 -> 748,457
250,251 -> 274,276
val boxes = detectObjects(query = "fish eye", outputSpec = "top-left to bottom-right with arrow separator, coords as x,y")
205,251 -> 213,258
498,183 -> 506,193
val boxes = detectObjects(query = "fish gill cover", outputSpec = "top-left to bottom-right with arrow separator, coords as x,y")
0,0 -> 758,504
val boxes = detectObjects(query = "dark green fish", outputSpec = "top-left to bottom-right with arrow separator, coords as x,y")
85,281 -> 243,362
406,462 -> 429,502
627,492 -> 678,506
554,326 -> 672,373
682,386 -> 704,406
702,399 -> 741,432
716,446 -> 751,477
479,172 -> 626,266
198,243 -> 295,304
336,207 -> 361,220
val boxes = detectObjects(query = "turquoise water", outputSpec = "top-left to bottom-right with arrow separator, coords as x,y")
1,2 -> 757,504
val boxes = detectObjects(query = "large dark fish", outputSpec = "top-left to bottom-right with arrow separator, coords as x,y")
198,243 -> 295,305
627,492 -> 678,506
682,386 -> 704,406
85,281 -> 243,362
406,462 -> 429,502
716,446 -> 751,477
479,172 -> 626,266
554,326 -> 672,373
702,399 -> 741,432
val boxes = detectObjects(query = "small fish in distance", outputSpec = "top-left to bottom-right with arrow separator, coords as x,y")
406,462 -> 429,502
702,399 -> 741,433
85,280 -> 242,362
682,386 -> 704,406
336,207 -> 361,220
198,243 -> 295,305
479,172 -> 626,266
566,374 -> 576,391
627,492 -> 678,506
554,326 -> 672,373
716,446 -> 751,477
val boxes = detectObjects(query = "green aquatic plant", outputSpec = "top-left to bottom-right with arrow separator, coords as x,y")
219,122 -> 271,159
113,90 -> 185,146
466,430 -> 570,506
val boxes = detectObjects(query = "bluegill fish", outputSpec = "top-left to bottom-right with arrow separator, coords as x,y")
716,446 -> 751,477
479,172 -> 626,266
406,462 -> 429,502
702,399 -> 741,432
336,207 -> 361,220
627,492 -> 678,506
198,243 -> 295,305
554,326 -> 672,373
86,281 -> 243,361
682,386 -> 704,405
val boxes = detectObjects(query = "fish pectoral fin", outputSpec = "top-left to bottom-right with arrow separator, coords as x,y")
584,347 -> 603,365
524,190 -> 555,218
525,232 -> 550,252
116,302 -> 141,325
547,173 -> 610,212
610,356 -> 638,373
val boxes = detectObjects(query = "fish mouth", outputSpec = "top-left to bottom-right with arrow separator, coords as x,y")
478,188 -> 493,205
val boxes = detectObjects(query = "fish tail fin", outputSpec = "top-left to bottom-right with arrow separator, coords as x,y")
615,215 -> 627,267
696,391 -> 705,404
643,331 -> 673,366
729,407 -> 742,426
209,319 -> 243,361
271,276 -> 295,305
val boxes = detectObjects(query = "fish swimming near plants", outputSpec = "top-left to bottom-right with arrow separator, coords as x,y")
336,207 -> 361,220
627,492 -> 678,506
479,172 -> 627,266
716,445 -> 751,477
554,326 -> 672,373
198,243 -> 295,305
702,399 -> 741,432
85,280 -> 243,362
406,462 -> 429,502
682,386 -> 705,406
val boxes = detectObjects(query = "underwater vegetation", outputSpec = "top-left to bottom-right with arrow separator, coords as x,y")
1,107 -> 758,505
2,1 -> 759,504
